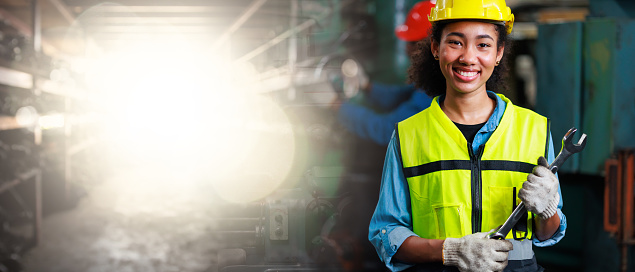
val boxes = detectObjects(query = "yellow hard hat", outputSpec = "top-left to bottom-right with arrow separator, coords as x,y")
428,0 -> 515,34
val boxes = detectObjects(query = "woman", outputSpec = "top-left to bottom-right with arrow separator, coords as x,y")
368,0 -> 567,271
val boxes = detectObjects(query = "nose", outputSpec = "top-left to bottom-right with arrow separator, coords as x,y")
459,46 -> 477,65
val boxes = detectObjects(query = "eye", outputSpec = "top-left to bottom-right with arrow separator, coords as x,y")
448,40 -> 462,46
477,43 -> 492,48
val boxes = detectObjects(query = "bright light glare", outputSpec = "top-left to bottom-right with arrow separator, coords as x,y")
211,95 -> 296,203
341,59 -> 359,77
38,113 -> 65,129
15,106 -> 39,127
83,38 -> 295,203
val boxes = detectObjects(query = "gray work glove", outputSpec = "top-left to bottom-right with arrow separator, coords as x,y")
519,156 -> 560,219
443,231 -> 513,272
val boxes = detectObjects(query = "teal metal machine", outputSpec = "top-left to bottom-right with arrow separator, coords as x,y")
534,0 -> 635,271
535,1 -> 635,176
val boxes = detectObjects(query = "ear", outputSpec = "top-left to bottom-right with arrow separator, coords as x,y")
430,39 -> 439,57
496,43 -> 505,63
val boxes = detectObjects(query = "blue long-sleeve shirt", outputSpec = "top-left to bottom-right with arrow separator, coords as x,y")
368,91 -> 567,271
337,83 -> 433,145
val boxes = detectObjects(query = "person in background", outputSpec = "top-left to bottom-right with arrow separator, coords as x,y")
368,0 -> 567,271
333,1 -> 436,146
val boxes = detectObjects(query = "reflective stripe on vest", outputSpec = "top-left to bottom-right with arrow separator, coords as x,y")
396,94 -> 549,240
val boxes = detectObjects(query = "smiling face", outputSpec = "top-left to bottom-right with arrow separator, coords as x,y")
431,21 -> 505,96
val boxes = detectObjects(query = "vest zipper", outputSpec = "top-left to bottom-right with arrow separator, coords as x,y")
469,144 -> 485,234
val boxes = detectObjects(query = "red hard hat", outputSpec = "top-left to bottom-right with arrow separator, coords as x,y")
395,0 -> 436,42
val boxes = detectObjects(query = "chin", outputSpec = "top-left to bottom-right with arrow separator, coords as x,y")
448,85 -> 485,95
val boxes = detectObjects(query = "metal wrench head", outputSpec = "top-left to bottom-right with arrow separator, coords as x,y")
562,127 -> 587,154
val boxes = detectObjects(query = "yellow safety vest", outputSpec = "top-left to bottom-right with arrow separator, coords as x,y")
396,94 -> 549,240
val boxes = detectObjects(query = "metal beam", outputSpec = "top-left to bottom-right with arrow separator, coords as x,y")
48,0 -> 76,24
75,11 -> 245,18
85,29 -> 271,41
76,6 -> 233,13
83,25 -> 214,32
32,0 -> 42,53
236,0 -> 356,63
78,16 -> 223,24
63,0 -> 255,7
212,0 -> 267,49
236,7 -> 333,63
286,0 -> 297,99
0,6 -> 60,58
78,15 -> 289,28
0,8 -> 33,37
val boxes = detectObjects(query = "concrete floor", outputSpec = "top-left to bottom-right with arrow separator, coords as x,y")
20,165 -> 223,272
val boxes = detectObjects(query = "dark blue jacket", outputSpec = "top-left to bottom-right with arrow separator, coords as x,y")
337,83 -> 432,145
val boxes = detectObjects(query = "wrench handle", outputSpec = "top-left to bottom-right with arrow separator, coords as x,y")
548,149 -> 570,174
488,202 -> 527,239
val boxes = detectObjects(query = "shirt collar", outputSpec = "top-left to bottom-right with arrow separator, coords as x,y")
483,90 -> 506,132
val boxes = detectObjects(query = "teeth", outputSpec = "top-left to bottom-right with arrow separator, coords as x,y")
458,70 -> 477,77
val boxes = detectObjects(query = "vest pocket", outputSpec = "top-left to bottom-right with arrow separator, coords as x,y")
432,204 -> 464,238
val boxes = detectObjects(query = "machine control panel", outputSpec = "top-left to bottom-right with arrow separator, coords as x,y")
269,205 -> 289,240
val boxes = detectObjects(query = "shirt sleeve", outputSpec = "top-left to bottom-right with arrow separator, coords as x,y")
533,131 -> 568,247
368,132 -> 418,271
367,83 -> 417,110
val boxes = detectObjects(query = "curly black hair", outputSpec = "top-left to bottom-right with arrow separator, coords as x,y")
407,20 -> 512,98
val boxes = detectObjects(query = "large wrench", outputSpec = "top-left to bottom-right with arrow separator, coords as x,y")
488,127 -> 587,240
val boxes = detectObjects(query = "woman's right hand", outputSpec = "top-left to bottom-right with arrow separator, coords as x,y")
442,231 -> 513,272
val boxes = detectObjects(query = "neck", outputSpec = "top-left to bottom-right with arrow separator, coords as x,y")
441,90 -> 496,125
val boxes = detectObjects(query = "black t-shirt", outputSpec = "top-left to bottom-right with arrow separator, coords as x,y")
453,121 -> 486,144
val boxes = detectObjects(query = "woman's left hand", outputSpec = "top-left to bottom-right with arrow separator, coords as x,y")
518,156 -> 560,219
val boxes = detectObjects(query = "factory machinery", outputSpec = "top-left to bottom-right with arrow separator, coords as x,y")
0,1 -> 100,271
211,53 -> 386,272
206,1 -> 389,270
0,15 -> 46,272
212,173 -> 373,272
